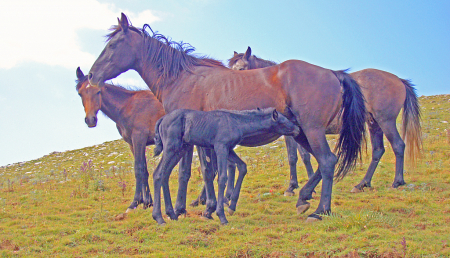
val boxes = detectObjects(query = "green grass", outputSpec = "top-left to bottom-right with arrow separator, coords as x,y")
1,94 -> 449,257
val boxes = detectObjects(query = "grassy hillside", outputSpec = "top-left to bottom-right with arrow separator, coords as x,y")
1,94 -> 449,257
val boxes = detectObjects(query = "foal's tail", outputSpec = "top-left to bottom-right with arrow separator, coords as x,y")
153,118 -> 164,157
332,70 -> 367,181
401,79 -> 422,165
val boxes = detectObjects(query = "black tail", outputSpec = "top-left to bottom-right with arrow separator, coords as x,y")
332,70 -> 367,180
153,117 -> 164,157
401,79 -> 422,165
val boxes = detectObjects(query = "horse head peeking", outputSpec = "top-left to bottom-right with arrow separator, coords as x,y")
228,46 -> 277,71
229,47 -> 252,70
76,67 -> 101,127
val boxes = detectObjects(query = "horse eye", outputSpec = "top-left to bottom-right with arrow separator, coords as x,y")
96,91 -> 101,95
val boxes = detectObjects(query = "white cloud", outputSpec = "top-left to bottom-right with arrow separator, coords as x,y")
0,0 -> 159,69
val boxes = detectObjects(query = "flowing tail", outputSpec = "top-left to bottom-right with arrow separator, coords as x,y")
401,79 -> 422,165
153,118 -> 164,157
332,70 -> 367,181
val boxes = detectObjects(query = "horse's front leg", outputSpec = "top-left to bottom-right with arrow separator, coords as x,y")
214,144 -> 230,225
197,147 -> 217,219
174,145 -> 194,217
284,136 -> 300,196
127,135 -> 152,213
152,146 -> 184,225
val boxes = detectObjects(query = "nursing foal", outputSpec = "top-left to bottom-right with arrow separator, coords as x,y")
152,108 -> 300,225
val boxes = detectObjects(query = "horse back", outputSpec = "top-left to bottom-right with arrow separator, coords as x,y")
351,69 -> 406,121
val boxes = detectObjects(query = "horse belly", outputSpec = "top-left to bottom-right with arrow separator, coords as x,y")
238,133 -> 282,147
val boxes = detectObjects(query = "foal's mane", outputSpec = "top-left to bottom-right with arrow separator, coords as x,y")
227,53 -> 277,69
106,24 -> 225,84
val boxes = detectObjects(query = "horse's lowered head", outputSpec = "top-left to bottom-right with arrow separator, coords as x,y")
88,12 -> 144,87
76,67 -> 102,128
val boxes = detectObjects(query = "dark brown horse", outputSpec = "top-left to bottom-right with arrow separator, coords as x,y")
229,47 -> 422,194
88,13 -> 367,222
76,67 -> 166,212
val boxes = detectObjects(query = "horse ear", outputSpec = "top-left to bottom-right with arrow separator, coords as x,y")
76,67 -> 84,80
119,12 -> 129,32
243,46 -> 252,60
272,109 -> 279,121
233,51 -> 238,57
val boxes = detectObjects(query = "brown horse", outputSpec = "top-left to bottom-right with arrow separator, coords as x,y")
229,47 -> 422,194
76,67 -> 166,212
87,13 -> 367,222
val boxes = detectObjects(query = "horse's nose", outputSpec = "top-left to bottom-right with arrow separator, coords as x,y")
85,116 -> 98,127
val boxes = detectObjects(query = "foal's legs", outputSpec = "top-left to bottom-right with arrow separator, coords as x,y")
225,163 -> 237,203
197,147 -> 217,219
174,145 -> 194,217
127,134 -> 152,212
190,161 -> 236,207
213,144 -> 230,225
226,150 -> 247,215
352,120 -> 385,192
152,143 -> 189,225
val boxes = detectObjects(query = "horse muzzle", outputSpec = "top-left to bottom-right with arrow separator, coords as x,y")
85,116 -> 98,128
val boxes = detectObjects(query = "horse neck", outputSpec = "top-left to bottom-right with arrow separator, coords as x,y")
250,57 -> 277,69
134,62 -> 167,101
100,84 -> 134,123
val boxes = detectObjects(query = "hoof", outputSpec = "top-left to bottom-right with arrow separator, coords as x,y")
200,212 -> 214,220
220,220 -> 229,225
284,191 -> 295,197
306,216 -> 321,223
155,218 -> 166,225
190,200 -> 199,207
296,203 -> 310,214
351,187 -> 363,193
227,208 -> 235,216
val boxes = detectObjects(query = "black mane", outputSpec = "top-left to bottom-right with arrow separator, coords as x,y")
106,24 -> 225,83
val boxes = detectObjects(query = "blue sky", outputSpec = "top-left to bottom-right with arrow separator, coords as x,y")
0,0 -> 448,166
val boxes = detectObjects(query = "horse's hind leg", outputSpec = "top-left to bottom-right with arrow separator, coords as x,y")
227,150 -> 247,215
294,131 -> 322,214
352,119 -> 385,193
174,145 -> 194,217
379,120 -> 406,188
225,162 -> 236,204
296,129 -> 337,220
